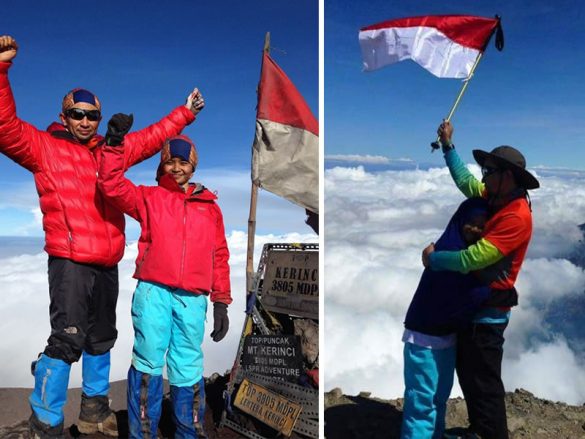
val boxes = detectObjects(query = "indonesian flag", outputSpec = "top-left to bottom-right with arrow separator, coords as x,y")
252,52 -> 319,214
359,15 -> 502,79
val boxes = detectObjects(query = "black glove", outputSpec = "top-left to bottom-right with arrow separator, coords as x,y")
105,113 -> 133,146
210,302 -> 229,342
441,141 -> 455,154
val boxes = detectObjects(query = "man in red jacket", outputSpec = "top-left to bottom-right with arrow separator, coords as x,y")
0,35 -> 204,438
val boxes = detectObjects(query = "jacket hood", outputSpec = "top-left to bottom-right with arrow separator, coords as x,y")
47,122 -> 67,134
158,174 -> 217,200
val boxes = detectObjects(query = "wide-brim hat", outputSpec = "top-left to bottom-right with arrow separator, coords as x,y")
473,145 -> 540,190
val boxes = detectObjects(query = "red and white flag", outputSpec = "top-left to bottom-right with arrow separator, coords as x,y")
252,52 -> 319,213
359,15 -> 501,79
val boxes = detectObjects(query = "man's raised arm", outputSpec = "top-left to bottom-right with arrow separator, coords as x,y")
0,35 -> 44,172
438,120 -> 485,199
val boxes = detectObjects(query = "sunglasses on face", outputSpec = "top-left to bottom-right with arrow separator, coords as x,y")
481,166 -> 502,178
65,108 -> 101,122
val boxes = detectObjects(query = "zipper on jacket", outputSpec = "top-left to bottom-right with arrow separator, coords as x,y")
61,206 -> 74,251
103,196 -> 113,261
92,151 -> 113,260
136,246 -> 150,277
96,186 -> 113,260
179,199 -> 188,284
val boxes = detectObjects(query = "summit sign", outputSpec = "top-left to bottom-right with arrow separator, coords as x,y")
242,335 -> 303,382
261,250 -> 318,319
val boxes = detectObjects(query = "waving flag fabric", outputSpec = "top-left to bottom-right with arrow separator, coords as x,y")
252,52 -> 319,213
359,15 -> 501,78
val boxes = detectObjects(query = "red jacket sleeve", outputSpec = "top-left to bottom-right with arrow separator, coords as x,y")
211,203 -> 232,305
97,144 -> 144,222
122,106 -> 196,170
0,62 -> 44,172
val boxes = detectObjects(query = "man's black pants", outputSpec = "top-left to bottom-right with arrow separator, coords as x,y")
43,256 -> 119,364
456,322 -> 509,439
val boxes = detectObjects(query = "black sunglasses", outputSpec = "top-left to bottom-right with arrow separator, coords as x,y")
482,166 -> 503,178
65,108 -> 101,122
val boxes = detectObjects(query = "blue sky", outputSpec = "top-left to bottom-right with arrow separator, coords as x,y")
325,0 -> 585,169
0,0 -> 318,237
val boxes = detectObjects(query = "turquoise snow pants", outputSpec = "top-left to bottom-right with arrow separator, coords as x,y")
131,280 -> 208,386
128,281 -> 208,438
400,342 -> 456,439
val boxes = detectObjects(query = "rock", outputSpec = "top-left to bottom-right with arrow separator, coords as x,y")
208,372 -> 221,383
294,319 -> 319,367
445,398 -> 468,426
515,388 -> 534,397
0,420 -> 29,439
325,388 -> 585,439
329,387 -> 344,399
507,415 -> 526,432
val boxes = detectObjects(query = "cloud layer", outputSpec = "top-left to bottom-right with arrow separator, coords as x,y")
325,154 -> 393,164
0,230 -> 317,389
0,167 -> 311,238
324,163 -> 585,404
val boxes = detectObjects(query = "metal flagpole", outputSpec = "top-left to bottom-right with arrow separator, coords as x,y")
430,51 -> 485,151
245,183 -> 258,294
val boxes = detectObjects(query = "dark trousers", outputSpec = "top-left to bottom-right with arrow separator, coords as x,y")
44,256 -> 119,364
456,322 -> 509,439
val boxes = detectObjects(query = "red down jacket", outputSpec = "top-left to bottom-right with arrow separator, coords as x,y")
0,61 -> 195,266
97,145 -> 232,304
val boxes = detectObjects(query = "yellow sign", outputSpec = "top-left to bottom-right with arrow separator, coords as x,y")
234,378 -> 302,436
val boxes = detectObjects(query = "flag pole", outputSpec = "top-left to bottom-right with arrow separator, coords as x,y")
223,33 -> 270,421
430,51 -> 485,151
246,186 -> 258,294
246,32 -> 270,293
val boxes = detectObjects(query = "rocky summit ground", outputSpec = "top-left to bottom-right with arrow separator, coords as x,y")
0,374 -> 245,438
325,387 -> 585,439
0,373 -> 314,439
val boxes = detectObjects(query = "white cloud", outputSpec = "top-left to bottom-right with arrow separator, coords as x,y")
325,154 -> 393,164
11,207 -> 44,236
324,164 -> 585,404
503,339 -> 585,404
0,230 -> 317,388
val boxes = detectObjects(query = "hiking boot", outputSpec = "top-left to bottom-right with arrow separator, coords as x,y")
29,414 -> 64,439
77,393 -> 119,437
